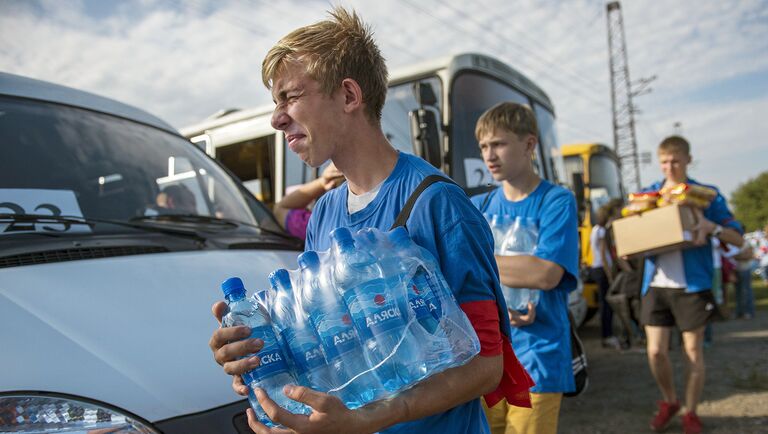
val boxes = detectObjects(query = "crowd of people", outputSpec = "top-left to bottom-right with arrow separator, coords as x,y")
205,6 -> 752,434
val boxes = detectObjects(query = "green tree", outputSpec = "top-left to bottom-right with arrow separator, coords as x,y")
731,171 -> 768,232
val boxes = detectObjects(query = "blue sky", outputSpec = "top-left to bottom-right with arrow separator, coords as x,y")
1,0 -> 766,199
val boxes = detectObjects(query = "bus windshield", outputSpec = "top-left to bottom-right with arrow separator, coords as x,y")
588,153 -> 623,216
382,77 -> 443,155
451,72 -> 559,196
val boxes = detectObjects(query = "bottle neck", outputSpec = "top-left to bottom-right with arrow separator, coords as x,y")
224,290 -> 246,303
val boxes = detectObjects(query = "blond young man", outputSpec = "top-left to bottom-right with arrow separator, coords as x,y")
471,103 -> 579,434
640,136 -> 743,434
208,8 -> 532,434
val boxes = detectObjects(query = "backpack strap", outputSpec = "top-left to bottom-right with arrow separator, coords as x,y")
390,174 -> 458,230
479,188 -> 496,214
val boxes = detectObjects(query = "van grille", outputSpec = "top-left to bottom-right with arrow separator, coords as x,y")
0,246 -> 168,268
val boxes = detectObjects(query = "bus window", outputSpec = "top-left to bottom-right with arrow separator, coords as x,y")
563,155 -> 584,191
217,135 -> 275,204
534,104 -> 565,185
451,72 -> 540,195
382,77 -> 443,155
588,154 -> 623,215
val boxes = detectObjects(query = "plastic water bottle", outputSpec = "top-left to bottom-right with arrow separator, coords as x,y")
357,229 -> 411,325
488,214 -> 511,252
297,251 -> 381,408
330,227 -> 426,392
382,227 -> 442,334
499,217 -> 541,310
220,277 -> 307,426
385,227 -> 454,373
268,269 -> 335,392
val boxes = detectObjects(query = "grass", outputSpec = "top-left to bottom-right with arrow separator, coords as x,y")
730,361 -> 768,390
725,277 -> 768,312
754,277 -> 768,310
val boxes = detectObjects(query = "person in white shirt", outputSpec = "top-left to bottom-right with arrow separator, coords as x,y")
589,204 -> 621,349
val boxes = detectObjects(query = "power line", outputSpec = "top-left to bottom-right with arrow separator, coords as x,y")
441,0 -> 606,95
398,0 -> 613,112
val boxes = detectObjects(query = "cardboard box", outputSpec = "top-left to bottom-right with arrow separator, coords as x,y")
612,204 -> 699,257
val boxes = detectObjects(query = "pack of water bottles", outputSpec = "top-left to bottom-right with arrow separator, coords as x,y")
486,215 -> 541,311
219,226 -> 480,426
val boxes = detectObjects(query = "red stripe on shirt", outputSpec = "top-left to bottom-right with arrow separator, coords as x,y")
461,300 -> 535,408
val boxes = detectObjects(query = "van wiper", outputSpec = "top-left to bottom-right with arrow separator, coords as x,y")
131,214 -> 295,240
131,214 -> 239,229
0,213 -> 206,241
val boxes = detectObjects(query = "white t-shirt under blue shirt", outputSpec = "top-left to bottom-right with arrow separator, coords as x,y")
305,152 -> 502,434
471,180 -> 579,394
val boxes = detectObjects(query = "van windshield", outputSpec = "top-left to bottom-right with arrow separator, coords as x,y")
0,96 -> 278,236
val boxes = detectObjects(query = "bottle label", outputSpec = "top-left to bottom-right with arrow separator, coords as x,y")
423,272 -> 444,319
342,278 -> 404,341
282,327 -> 326,373
311,310 -> 359,360
408,270 -> 433,320
245,326 -> 290,381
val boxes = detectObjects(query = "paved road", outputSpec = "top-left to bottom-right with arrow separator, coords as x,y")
559,309 -> 768,433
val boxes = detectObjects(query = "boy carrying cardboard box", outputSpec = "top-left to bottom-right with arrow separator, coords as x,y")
637,136 -> 743,434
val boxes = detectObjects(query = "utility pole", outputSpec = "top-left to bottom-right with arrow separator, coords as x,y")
606,1 -> 655,192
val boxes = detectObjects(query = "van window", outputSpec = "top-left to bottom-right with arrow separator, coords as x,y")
0,96 -> 277,235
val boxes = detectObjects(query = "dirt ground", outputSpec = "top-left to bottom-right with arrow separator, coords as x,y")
559,303 -> 768,433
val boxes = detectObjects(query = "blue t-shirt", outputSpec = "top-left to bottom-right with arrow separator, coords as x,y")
471,181 -> 578,393
640,178 -> 743,294
306,152 -> 502,434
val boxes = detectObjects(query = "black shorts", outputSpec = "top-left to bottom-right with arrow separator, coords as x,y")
641,286 -> 719,331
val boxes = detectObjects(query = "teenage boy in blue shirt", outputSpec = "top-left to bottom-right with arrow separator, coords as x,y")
471,102 -> 579,434
207,7 -> 533,434
640,136 -> 743,434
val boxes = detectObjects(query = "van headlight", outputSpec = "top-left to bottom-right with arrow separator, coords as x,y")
0,393 -> 159,433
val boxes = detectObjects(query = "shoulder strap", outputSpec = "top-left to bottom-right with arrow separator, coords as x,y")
479,187 -> 496,213
390,174 -> 457,230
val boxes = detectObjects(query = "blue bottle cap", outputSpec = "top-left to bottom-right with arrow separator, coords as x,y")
268,269 -> 292,289
297,251 -> 320,270
221,277 -> 245,298
330,227 -> 354,250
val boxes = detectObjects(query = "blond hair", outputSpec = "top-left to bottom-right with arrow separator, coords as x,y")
261,7 -> 388,122
475,102 -> 538,140
658,135 -> 690,156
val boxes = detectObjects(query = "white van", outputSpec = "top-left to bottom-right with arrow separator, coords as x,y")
0,72 -> 302,433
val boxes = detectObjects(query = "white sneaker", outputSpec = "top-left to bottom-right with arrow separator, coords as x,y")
602,336 -> 622,349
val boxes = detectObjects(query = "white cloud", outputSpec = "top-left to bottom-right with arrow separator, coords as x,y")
1,0 -> 766,198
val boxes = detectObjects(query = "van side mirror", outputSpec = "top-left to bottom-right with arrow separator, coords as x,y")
409,109 -> 441,168
571,173 -> 586,225
409,82 -> 441,169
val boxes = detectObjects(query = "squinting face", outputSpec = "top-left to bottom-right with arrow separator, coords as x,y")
270,63 -> 343,167
478,129 -> 535,182
658,150 -> 690,183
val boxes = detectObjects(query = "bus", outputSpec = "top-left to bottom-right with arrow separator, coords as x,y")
181,52 -> 588,325
561,143 -> 625,321
181,53 -> 567,203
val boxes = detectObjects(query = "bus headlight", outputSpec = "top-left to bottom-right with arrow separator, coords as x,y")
0,393 -> 159,433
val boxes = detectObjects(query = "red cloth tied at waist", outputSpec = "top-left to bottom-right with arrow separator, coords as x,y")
461,300 -> 534,408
